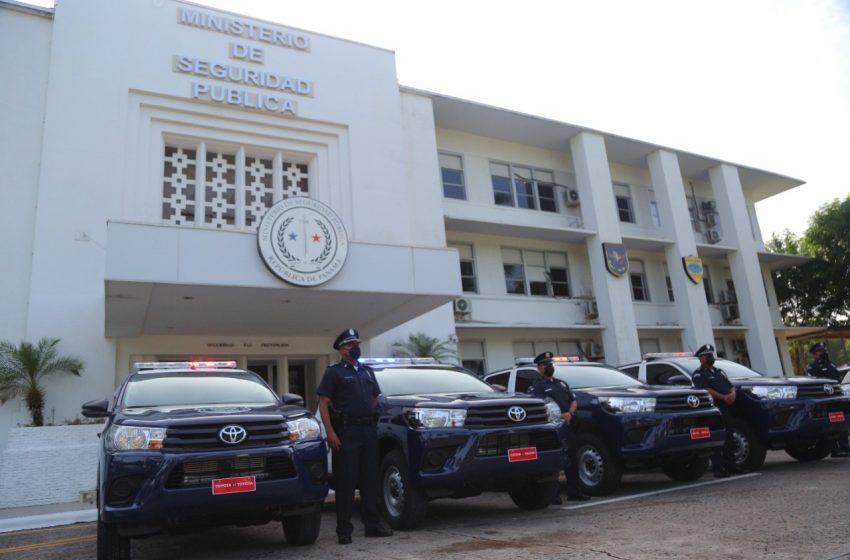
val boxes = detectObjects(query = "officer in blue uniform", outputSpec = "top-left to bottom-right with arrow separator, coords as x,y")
317,328 -> 393,544
692,344 -> 740,477
529,352 -> 590,502
806,342 -> 849,458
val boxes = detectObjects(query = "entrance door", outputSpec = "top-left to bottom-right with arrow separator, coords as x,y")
288,365 -> 306,400
247,361 -> 278,389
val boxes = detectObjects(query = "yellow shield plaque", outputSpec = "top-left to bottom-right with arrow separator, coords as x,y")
682,255 -> 703,284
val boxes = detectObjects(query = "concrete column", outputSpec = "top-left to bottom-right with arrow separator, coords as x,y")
277,356 -> 289,394
647,150 -> 714,352
709,164 -> 782,375
570,132 -> 640,365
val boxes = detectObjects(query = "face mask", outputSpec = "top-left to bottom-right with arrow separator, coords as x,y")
705,356 -> 715,366
348,346 -> 362,361
543,365 -> 555,377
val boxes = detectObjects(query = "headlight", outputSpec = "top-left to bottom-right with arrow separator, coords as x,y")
106,425 -> 167,451
406,408 -> 466,428
747,385 -> 797,400
842,384 -> 850,396
286,417 -> 322,441
600,397 -> 656,413
545,401 -> 563,424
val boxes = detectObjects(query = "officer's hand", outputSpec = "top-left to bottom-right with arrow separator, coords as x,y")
726,391 -> 737,405
561,412 -> 572,424
327,431 -> 341,451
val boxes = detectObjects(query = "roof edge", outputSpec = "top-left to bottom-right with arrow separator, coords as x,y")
0,0 -> 53,18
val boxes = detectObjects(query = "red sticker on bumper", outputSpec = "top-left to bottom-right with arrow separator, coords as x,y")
212,476 -> 256,495
829,412 -> 845,423
690,427 -> 711,440
508,447 -> 538,462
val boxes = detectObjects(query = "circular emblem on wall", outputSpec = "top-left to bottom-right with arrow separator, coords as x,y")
257,197 -> 348,287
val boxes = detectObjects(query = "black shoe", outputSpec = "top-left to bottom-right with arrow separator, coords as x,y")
365,524 -> 393,538
338,535 -> 352,545
831,451 -> 849,458
714,470 -> 730,478
551,493 -> 563,505
566,493 -> 590,501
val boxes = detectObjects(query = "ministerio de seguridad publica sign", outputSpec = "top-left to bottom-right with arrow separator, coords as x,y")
174,7 -> 313,116
258,197 -> 349,287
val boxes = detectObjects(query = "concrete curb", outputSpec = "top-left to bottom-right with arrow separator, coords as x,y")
0,508 -> 97,533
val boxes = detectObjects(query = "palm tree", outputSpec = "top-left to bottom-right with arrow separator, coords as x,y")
391,333 -> 457,362
0,338 -> 84,426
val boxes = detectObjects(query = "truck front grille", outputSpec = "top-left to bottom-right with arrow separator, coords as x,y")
655,394 -> 714,412
796,384 -> 843,399
475,430 -> 561,457
465,403 -> 548,428
163,421 -> 290,450
166,455 -> 296,488
666,414 -> 724,436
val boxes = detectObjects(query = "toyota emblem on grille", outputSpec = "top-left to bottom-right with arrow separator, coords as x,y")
687,395 -> 700,408
507,406 -> 527,422
825,384 -> 835,395
219,424 -> 247,445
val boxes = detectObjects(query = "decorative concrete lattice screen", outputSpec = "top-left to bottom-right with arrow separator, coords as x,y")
162,143 -> 309,231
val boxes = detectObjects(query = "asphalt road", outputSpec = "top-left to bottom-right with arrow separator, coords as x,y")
2,451 -> 849,560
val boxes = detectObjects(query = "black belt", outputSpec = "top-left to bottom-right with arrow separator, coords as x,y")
333,414 -> 375,427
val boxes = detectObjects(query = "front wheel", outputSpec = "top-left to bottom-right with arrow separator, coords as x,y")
727,418 -> 766,472
379,450 -> 427,530
661,456 -> 709,481
575,433 -> 622,496
97,517 -> 130,560
281,504 -> 322,546
785,438 -> 832,462
508,477 -> 559,510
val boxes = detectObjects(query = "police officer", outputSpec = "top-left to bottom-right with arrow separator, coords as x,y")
692,344 -> 741,477
805,342 -> 849,458
317,328 -> 393,544
528,352 -> 590,502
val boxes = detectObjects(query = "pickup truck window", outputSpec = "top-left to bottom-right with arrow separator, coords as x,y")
376,367 -> 496,396
124,372 -> 277,407
555,365 -> 644,389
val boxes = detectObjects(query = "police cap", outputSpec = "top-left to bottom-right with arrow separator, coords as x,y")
809,342 -> 827,354
333,328 -> 360,350
533,351 -> 554,365
695,344 -> 715,357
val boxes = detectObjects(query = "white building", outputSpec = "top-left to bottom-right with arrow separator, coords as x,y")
0,0 -> 811,442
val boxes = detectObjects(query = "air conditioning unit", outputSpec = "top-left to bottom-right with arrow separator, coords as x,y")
585,341 -> 603,358
453,297 -> 472,315
719,290 -> 737,304
705,212 -> 718,227
721,304 -> 740,321
706,229 -> 722,244
732,339 -> 747,353
701,201 -> 717,212
563,187 -> 581,207
585,300 -> 599,319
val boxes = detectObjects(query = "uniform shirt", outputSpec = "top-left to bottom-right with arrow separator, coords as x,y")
692,365 -> 734,396
529,376 -> 575,411
316,360 -> 380,417
806,358 -> 842,383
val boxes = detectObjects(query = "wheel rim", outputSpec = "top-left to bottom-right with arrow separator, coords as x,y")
383,465 -> 405,518
732,428 -> 750,466
578,445 -> 604,487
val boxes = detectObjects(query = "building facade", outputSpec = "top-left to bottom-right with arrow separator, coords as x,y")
0,0 -> 808,443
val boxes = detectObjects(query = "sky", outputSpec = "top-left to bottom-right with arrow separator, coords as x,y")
34,0 -> 850,239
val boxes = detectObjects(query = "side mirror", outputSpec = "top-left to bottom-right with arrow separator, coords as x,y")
82,399 -> 110,418
667,374 -> 692,386
490,384 -> 507,392
281,393 -> 305,407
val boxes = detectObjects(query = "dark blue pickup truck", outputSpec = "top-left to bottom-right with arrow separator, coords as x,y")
619,353 -> 850,472
82,361 -> 328,560
485,357 -> 724,495
350,358 -> 563,529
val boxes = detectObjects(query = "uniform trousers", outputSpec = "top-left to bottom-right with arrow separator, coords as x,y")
331,424 -> 381,537
558,422 -> 582,494
713,406 -> 737,472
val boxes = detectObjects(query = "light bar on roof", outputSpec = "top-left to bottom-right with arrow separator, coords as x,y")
516,356 -> 582,366
642,352 -> 692,360
134,360 -> 238,371
360,357 -> 438,365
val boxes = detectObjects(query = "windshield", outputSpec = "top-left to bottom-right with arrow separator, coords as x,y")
123,372 -> 278,408
674,358 -> 763,379
375,367 -> 496,396
555,364 -> 645,389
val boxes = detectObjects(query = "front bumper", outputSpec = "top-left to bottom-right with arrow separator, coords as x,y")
99,440 -> 328,535
739,395 -> 850,447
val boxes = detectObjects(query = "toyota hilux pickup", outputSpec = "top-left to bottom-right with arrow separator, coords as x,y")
485,356 -> 724,496
81,361 -> 328,560
619,353 -> 850,472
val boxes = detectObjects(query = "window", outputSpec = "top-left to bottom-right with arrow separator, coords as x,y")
666,276 -> 675,302
630,259 -> 649,301
703,265 -> 714,304
501,248 -> 571,297
439,152 -> 466,200
686,195 -> 700,233
459,340 -> 486,376
614,183 -> 634,223
484,372 -> 509,387
646,363 -> 689,385
513,340 -> 579,360
516,369 -> 539,393
620,365 -> 640,379
490,161 -> 558,212
449,243 -> 477,293
650,199 -> 662,227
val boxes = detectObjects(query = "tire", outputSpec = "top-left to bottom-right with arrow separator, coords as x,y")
575,433 -> 623,496
785,438 -> 832,462
97,516 -> 130,560
661,455 -> 710,482
379,450 -> 427,530
727,418 -> 766,472
281,504 -> 322,546
508,477 -> 559,510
